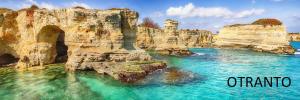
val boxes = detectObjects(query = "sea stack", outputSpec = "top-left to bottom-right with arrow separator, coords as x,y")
137,19 -> 214,55
214,18 -> 295,54
155,19 -> 192,55
289,33 -> 300,41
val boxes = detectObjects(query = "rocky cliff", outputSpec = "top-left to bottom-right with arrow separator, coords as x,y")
136,19 -> 214,55
289,33 -> 300,41
179,29 -> 214,47
1,6 -> 295,82
214,19 -> 295,54
0,6 -> 166,82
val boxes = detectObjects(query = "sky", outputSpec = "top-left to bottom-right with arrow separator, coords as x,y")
0,0 -> 299,33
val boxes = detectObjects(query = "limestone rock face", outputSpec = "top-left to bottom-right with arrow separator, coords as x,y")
0,6 -> 168,82
136,19 -> 214,55
179,29 -> 214,47
289,33 -> 300,41
137,19 -> 191,56
1,7 -> 149,65
136,27 -> 163,49
155,19 -> 191,55
65,49 -> 166,83
214,19 -> 295,54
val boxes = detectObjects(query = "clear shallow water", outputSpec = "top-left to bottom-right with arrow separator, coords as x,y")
1,47 -> 300,100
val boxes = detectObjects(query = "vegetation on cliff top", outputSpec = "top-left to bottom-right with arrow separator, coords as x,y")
73,6 -> 86,9
0,8 -> 13,14
109,8 -> 130,10
252,18 -> 282,25
139,17 -> 160,29
289,32 -> 300,34
227,18 -> 283,27
18,5 -> 39,12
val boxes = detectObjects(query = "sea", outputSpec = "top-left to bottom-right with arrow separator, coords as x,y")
0,42 -> 299,100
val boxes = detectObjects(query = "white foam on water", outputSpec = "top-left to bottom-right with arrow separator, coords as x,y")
295,52 -> 300,55
297,49 -> 300,51
196,53 -> 205,55
191,53 -> 206,56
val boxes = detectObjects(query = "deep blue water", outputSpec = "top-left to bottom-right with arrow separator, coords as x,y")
0,44 -> 300,99
291,42 -> 300,50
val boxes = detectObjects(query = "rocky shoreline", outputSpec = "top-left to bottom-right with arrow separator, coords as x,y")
289,33 -> 300,42
65,49 -> 167,83
0,6 -> 297,82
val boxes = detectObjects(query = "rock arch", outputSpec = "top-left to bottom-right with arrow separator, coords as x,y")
55,30 -> 68,63
16,25 -> 67,68
36,25 -> 68,63
0,53 -> 19,66
37,25 -> 63,43
123,28 -> 137,50
0,40 -> 19,67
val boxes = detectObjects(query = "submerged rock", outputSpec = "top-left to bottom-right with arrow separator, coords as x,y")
137,67 -> 200,85
115,61 -> 166,83
156,48 -> 193,56
163,68 -> 199,84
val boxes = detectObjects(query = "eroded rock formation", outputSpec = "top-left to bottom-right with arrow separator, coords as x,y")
136,19 -> 214,55
289,33 -> 300,41
1,6 -> 295,82
66,49 -> 166,82
0,6 -> 166,82
179,29 -> 214,47
155,19 -> 191,55
0,54 -> 18,66
214,19 -> 295,54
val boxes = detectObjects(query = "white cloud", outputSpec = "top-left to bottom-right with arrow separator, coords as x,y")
166,3 -> 265,18
20,3 -> 32,8
150,11 -> 164,18
26,0 -> 37,4
182,21 -> 209,27
213,25 -> 221,28
39,2 -> 59,10
23,0 -> 58,10
70,2 -> 91,9
234,9 -> 265,18
20,0 -> 92,10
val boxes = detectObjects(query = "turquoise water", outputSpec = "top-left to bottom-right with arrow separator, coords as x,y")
291,42 -> 300,50
1,43 -> 300,99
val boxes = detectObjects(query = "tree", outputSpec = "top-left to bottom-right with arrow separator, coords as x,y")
139,17 -> 160,29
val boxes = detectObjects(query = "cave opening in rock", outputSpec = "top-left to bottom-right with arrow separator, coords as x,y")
55,31 -> 68,63
37,25 -> 68,63
123,31 -> 136,50
0,54 -> 19,67
122,19 -> 137,50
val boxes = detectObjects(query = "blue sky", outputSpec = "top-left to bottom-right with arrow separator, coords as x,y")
0,0 -> 299,33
